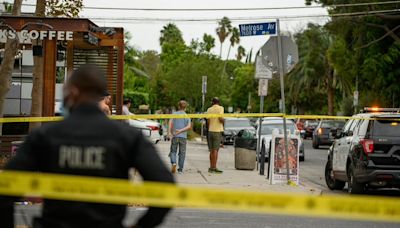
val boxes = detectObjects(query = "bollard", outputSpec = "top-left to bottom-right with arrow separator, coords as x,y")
259,140 -> 265,175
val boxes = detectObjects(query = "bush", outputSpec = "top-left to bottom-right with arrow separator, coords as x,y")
192,120 -> 203,134
123,89 -> 149,110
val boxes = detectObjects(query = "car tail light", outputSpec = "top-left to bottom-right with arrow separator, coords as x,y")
360,139 -> 374,154
147,125 -> 159,131
317,128 -> 322,135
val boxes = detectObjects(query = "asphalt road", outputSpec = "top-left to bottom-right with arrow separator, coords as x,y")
299,139 -> 337,194
15,205 -> 399,228
13,139 -> 400,228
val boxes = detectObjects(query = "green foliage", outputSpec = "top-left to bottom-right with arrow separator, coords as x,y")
159,23 -> 185,46
163,51 -> 226,111
202,33 -> 215,53
231,64 -> 256,112
123,89 -> 149,110
2,2 -> 13,13
45,0 -> 83,17
216,17 -> 232,57
236,46 -> 246,61
305,0 -> 400,110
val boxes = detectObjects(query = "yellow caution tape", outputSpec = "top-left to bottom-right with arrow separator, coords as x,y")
0,171 -> 399,223
0,113 -> 399,123
0,113 -> 284,123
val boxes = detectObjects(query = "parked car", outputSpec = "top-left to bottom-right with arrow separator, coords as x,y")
325,108 -> 400,194
303,120 -> 319,139
258,118 -> 305,161
312,120 -> 345,149
129,118 -> 162,144
223,118 -> 254,144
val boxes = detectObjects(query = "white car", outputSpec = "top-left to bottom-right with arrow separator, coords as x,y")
128,118 -> 162,144
257,117 -> 305,161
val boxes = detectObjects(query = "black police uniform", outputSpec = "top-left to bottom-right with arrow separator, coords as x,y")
0,104 -> 175,228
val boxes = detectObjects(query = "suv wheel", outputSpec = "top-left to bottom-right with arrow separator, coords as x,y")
347,165 -> 365,194
325,160 -> 345,190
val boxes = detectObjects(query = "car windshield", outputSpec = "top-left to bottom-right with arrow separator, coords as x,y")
260,123 -> 296,135
225,119 -> 252,129
371,119 -> 400,137
321,121 -> 345,128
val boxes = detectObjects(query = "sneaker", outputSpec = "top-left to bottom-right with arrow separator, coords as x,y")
208,168 -> 223,174
171,164 -> 177,174
178,170 -> 183,174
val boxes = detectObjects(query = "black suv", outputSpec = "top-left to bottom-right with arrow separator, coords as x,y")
325,109 -> 400,194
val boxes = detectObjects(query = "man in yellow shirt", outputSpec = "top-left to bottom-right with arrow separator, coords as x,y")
206,97 -> 224,174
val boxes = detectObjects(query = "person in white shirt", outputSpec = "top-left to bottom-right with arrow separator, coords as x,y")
122,99 -> 133,115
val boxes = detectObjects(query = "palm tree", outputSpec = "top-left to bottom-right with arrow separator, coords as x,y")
226,27 -> 240,60
236,45 -> 246,61
202,33 -> 215,53
159,23 -> 184,46
216,17 -> 232,58
287,24 -> 351,115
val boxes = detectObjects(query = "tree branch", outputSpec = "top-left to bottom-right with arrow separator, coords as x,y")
356,24 -> 400,49
365,22 -> 400,42
377,14 -> 400,20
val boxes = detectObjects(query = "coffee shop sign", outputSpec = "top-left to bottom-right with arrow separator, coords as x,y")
0,30 -> 73,43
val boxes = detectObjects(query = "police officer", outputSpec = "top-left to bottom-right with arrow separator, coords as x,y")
0,65 -> 174,228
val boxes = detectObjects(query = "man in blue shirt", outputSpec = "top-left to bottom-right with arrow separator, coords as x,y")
168,100 -> 191,174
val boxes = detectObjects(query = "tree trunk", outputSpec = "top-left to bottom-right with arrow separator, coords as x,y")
219,43 -> 223,58
0,0 -> 23,135
226,45 -> 232,61
29,0 -> 46,131
327,70 -> 335,116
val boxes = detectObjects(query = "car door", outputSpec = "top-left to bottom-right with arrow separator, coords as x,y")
336,119 -> 359,172
332,119 -> 353,171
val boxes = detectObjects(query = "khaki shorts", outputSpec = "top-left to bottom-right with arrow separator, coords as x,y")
207,132 -> 222,150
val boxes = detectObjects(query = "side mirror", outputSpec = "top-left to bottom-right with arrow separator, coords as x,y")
347,130 -> 353,137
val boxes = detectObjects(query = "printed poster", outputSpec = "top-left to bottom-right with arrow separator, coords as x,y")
269,134 -> 300,185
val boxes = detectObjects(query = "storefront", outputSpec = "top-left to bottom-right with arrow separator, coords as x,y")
0,16 -> 124,118
0,16 -> 124,167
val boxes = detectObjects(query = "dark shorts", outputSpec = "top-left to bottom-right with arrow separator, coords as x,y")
207,132 -> 222,150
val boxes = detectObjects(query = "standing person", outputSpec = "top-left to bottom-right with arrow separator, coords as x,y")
0,65 -> 174,228
206,97 -> 224,174
99,91 -> 111,115
122,99 -> 133,115
168,100 -> 191,174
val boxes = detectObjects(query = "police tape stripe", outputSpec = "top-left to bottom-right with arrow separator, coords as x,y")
0,113 -> 284,123
0,113 -> 399,123
0,171 -> 399,223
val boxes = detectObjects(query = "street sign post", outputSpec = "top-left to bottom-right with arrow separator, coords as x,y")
239,22 -> 277,37
201,76 -> 207,141
258,79 -> 268,96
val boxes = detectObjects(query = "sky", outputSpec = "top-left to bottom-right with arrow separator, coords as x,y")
16,0 -> 329,59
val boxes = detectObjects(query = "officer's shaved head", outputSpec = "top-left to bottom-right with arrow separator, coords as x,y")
64,65 -> 108,110
67,64 -> 107,98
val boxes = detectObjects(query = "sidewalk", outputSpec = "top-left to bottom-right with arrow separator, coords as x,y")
144,140 -> 322,195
